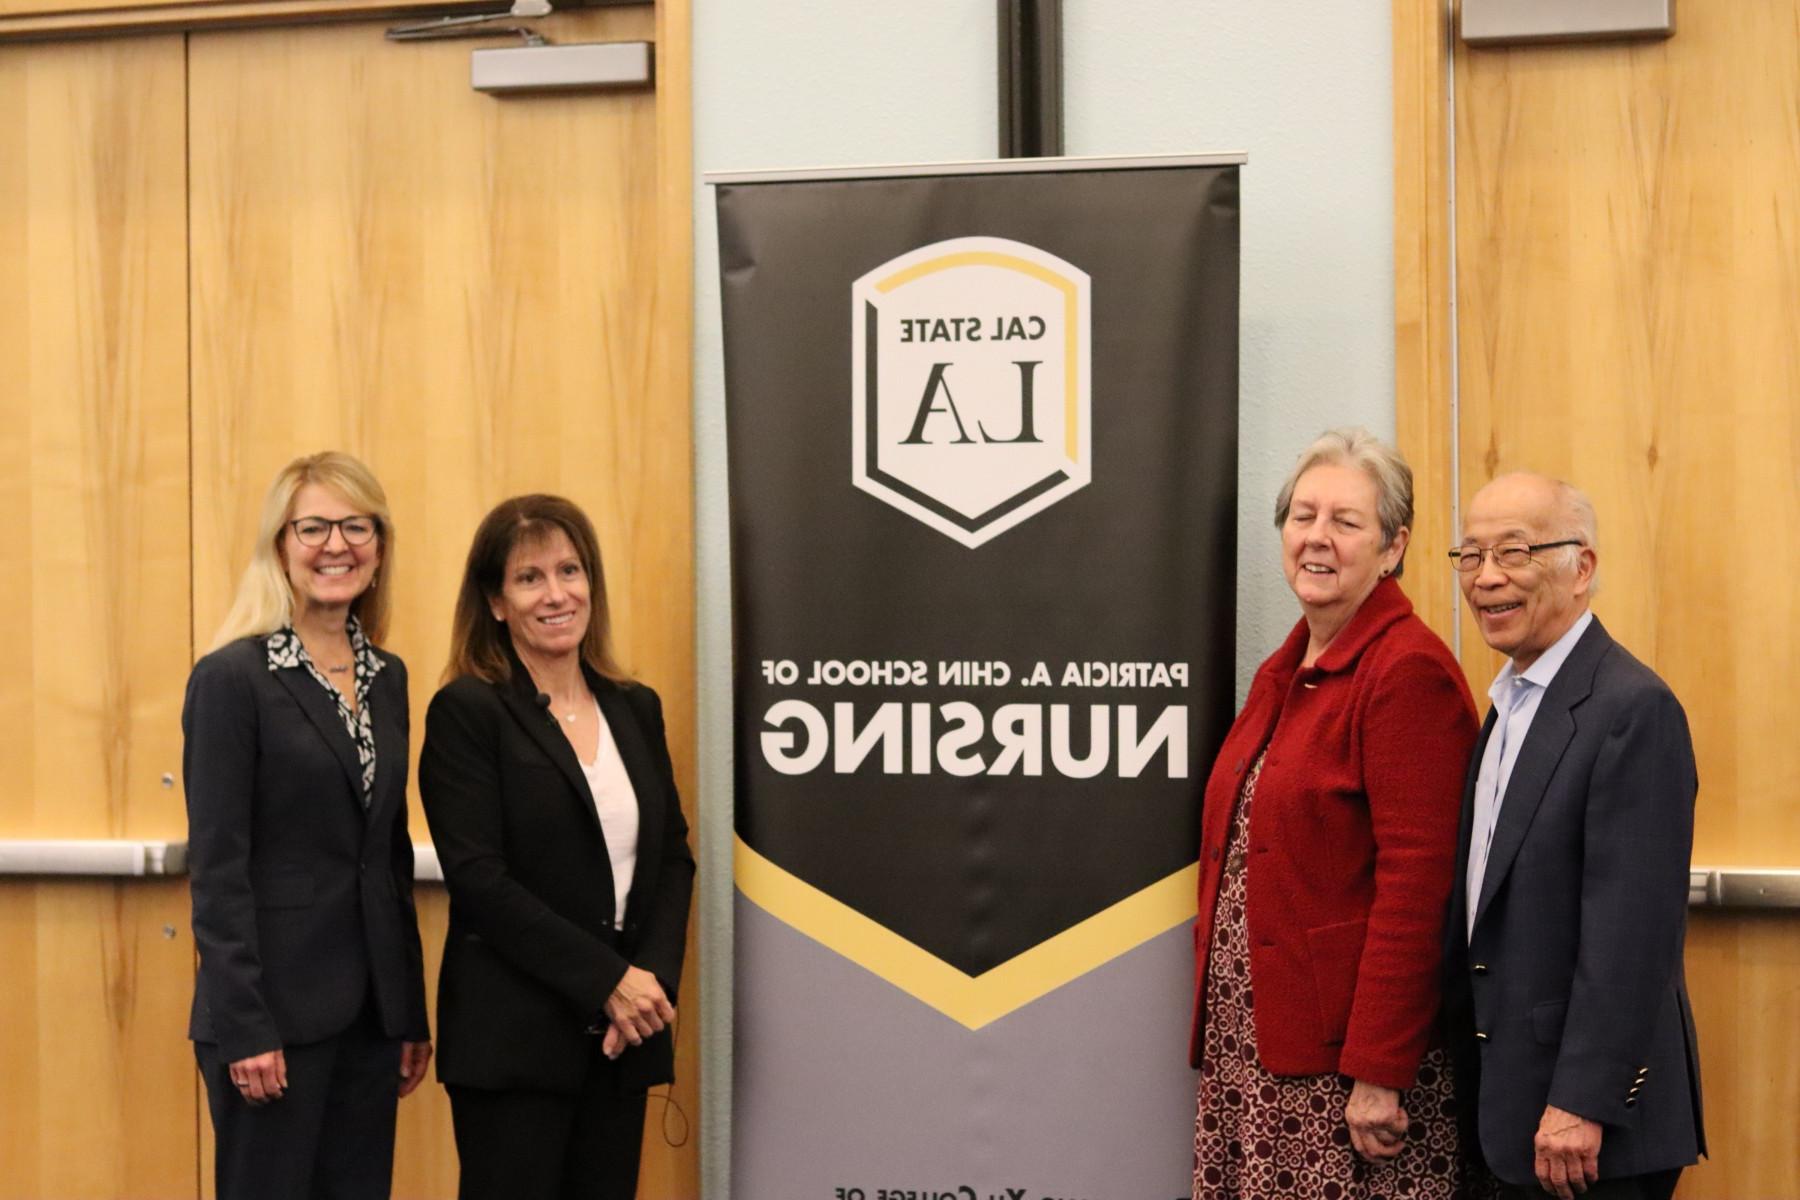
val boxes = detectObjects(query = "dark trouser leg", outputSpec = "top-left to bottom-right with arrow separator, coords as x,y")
1500,1168 -> 1682,1200
448,1085 -> 579,1200
311,1006 -> 403,1200
198,1037 -> 335,1200
561,1066 -> 647,1200
448,1047 -> 649,1200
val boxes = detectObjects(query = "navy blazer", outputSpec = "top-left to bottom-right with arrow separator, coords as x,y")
184,636 -> 429,1063
1444,618 -> 1705,1185
419,660 -> 694,1095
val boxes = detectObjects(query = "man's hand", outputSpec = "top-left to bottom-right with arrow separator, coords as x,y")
1533,1104 -> 1602,1198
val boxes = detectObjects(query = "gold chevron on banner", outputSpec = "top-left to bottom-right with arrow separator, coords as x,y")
735,836 -> 1198,1030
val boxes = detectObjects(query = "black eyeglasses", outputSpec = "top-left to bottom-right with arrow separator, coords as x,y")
1448,539 -> 1582,573
288,516 -> 379,547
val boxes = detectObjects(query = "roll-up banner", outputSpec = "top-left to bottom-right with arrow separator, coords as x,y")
713,153 -> 1242,1200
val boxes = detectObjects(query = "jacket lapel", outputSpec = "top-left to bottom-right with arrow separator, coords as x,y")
270,660 -> 364,805
498,674 -> 601,836
364,662 -> 405,825
1471,618 -> 1611,929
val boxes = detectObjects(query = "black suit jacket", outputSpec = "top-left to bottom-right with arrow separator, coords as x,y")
184,636 -> 430,1063
1444,617 -> 1705,1185
419,661 -> 694,1095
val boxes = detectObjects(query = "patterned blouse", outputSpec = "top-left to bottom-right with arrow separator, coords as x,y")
266,618 -> 385,805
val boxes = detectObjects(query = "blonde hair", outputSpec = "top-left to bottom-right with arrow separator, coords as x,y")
1273,427 -> 1415,576
208,452 -> 395,651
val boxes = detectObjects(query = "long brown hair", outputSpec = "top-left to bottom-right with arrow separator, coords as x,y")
443,494 -> 628,685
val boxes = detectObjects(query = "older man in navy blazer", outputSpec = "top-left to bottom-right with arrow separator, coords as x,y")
1445,473 -> 1704,1200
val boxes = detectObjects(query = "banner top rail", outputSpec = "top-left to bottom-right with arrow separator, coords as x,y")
704,151 -> 1246,186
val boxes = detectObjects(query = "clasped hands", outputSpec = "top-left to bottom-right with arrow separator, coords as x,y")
599,965 -> 674,1060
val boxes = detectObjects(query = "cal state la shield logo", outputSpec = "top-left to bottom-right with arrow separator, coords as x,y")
852,237 -> 1092,548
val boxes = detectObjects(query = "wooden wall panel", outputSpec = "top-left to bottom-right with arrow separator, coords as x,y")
1392,0 -> 1457,642
0,881 -> 198,1200
639,0 -> 697,1192
0,35 -> 198,1200
0,35 -> 190,839
1446,5 -> 1800,1196
1452,1 -> 1800,864
186,7 -> 696,1193
1685,915 -> 1800,1193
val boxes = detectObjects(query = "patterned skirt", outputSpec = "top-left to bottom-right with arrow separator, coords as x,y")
1193,753 -> 1466,1200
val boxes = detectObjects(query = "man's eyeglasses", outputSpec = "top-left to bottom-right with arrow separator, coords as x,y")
289,516 -> 379,547
1447,540 -> 1582,573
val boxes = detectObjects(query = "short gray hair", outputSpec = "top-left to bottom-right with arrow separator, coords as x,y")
1273,428 -> 1414,576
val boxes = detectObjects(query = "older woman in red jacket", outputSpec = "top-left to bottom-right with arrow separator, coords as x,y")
1190,429 -> 1478,1200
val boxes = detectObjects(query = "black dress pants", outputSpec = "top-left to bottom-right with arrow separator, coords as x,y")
1498,1168 -> 1682,1200
196,1002 -> 403,1200
446,1043 -> 648,1200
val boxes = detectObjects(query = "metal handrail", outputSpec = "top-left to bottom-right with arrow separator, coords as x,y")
1688,868 -> 1800,910
0,839 -> 188,877
0,842 -> 1794,905
0,839 -> 445,882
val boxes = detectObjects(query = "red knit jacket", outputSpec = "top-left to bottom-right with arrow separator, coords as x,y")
1189,578 -> 1476,1090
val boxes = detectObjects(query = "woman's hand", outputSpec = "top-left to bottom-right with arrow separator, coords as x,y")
228,1049 -> 288,1106
601,1005 -> 677,1060
397,1040 -> 433,1098
604,965 -> 675,1050
1344,1078 -> 1408,1161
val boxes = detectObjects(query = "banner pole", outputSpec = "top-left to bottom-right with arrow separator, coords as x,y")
997,0 -> 1063,157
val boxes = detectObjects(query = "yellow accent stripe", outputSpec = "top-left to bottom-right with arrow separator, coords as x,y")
874,251 -> 1081,462
735,836 -> 1197,1030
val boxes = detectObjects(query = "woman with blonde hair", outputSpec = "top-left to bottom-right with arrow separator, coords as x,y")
184,451 -> 431,1200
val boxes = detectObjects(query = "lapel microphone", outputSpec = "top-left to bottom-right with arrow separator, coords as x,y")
534,692 -> 557,727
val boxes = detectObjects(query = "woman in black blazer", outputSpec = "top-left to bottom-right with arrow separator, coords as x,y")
420,494 -> 694,1200
183,451 -> 432,1200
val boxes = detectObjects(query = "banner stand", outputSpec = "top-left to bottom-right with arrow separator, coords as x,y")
713,153 -> 1243,1200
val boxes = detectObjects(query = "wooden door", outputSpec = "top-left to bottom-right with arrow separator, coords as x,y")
0,35 -> 199,1200
1,5 -> 695,1195
1399,2 -> 1800,1194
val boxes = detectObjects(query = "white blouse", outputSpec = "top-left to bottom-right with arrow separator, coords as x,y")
579,697 -> 640,926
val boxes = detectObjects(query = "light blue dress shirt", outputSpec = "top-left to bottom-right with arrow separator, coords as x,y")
1465,608 -> 1595,938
